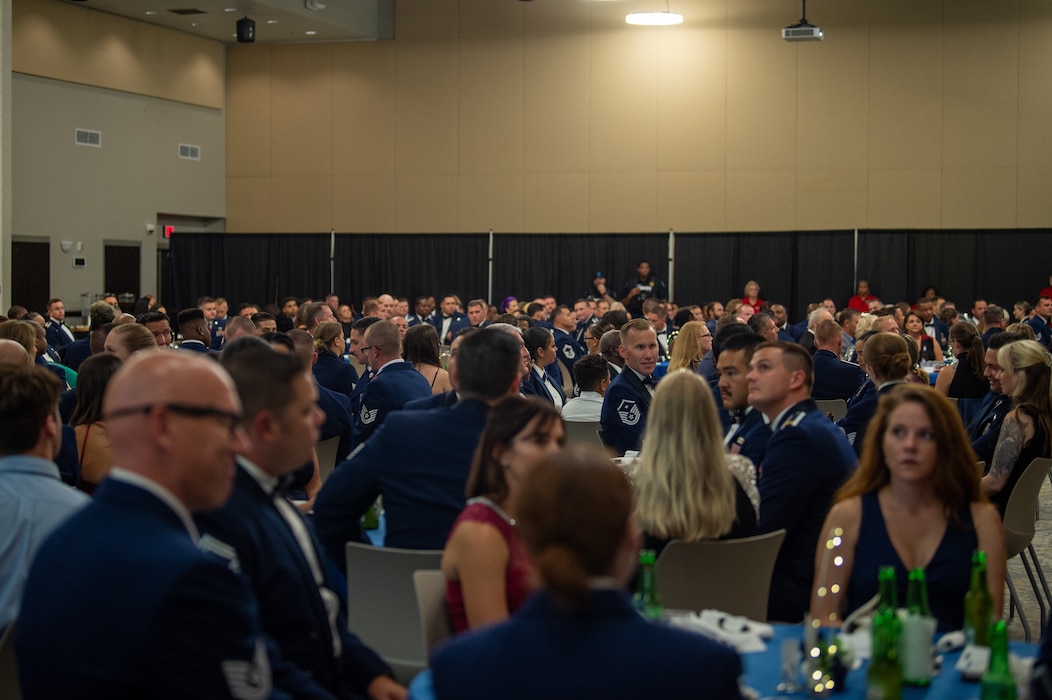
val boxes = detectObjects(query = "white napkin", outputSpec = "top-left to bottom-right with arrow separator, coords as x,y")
666,609 -> 773,653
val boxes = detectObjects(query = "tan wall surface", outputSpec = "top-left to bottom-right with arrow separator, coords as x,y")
14,0 -> 224,109
224,0 -> 1050,233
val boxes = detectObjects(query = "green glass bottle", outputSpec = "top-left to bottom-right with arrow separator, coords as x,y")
899,567 -> 934,686
980,619 -> 1016,700
361,496 -> 382,531
964,550 -> 993,647
632,549 -> 663,621
867,566 -> 903,700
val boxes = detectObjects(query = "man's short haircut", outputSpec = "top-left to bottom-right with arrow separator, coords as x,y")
712,323 -> 756,362
715,332 -> 764,365
747,312 -> 775,336
250,312 -> 276,328
286,329 -> 315,370
363,320 -> 401,356
814,318 -> 843,345
641,298 -> 664,316
176,308 -> 205,333
281,296 -> 299,308
715,314 -> 744,335
574,297 -> 591,308
573,354 -> 610,392
0,364 -> 61,455
492,314 -> 519,326
807,307 -> 831,328
459,329 -> 521,400
88,300 -> 117,329
137,311 -> 170,326
196,296 -> 215,307
988,330 -> 1028,352
467,298 -> 487,310
983,305 -> 1005,325
601,309 -> 630,330
224,315 -> 257,339
599,329 -> 622,356
47,298 -> 63,311
524,302 -> 546,318
756,340 -> 814,390
351,316 -> 381,334
916,297 -> 933,308
221,338 -> 305,424
298,301 -> 330,328
240,302 -> 260,312
838,308 -> 860,325
260,331 -> 295,354
587,321 -> 615,341
619,318 -> 653,344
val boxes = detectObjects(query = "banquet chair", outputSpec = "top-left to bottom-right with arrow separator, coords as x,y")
0,624 -> 21,700
814,399 -> 848,422
563,421 -> 604,447
315,436 -> 342,483
655,529 -> 786,621
1002,457 -> 1052,642
345,542 -> 443,683
413,570 -> 454,662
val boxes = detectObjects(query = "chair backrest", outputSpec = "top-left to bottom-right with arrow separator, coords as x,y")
654,529 -> 787,621
0,624 -> 21,700
344,542 -> 443,683
1003,457 -> 1052,557
563,420 -> 604,447
413,569 -> 453,662
814,399 -> 848,422
315,436 -> 342,482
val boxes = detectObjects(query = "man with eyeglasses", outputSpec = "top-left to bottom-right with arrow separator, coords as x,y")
16,352 -> 280,699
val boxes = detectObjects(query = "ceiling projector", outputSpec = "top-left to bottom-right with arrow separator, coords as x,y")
783,19 -> 823,41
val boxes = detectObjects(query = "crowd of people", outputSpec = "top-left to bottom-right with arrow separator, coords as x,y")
4,267 -> 1052,698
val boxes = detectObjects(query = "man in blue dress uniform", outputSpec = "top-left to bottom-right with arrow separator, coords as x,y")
600,319 -> 659,456
748,341 -> 857,623
716,332 -> 770,469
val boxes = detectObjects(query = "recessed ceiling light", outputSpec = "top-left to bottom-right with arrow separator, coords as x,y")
266,19 -> 279,24
145,10 -> 157,15
191,22 -> 199,27
224,7 -> 237,12
305,30 -> 317,35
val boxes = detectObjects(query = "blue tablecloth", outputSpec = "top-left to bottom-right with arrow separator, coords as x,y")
407,623 -> 1038,700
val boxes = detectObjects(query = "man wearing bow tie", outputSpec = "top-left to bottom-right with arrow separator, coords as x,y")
196,340 -> 405,700
44,298 -> 77,350
600,319 -> 659,456
429,294 -> 470,344
716,333 -> 769,469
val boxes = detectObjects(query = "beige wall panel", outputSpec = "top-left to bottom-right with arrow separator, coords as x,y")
1021,0 -> 1052,20
866,0 -> 942,23
333,175 -> 395,232
14,0 -> 223,108
945,0 -> 1018,22
942,22 -> 1017,169
267,176 -> 333,232
396,0 -> 459,41
656,27 -> 727,172
796,26 -> 869,171
523,32 -> 590,174
459,39 -> 524,174
868,24 -> 942,170
227,177 -> 275,232
589,28 -> 658,173
589,173 -> 657,232
458,0 -> 525,40
394,175 -> 459,231
726,28 -> 797,171
522,174 -> 589,232
394,41 -> 459,175
941,168 -> 1016,229
332,43 -> 396,177
656,172 -> 727,232
867,169 -> 941,228
270,44 -> 333,178
459,174 -> 523,231
725,170 -> 795,231
795,169 -> 868,230
1017,20 -> 1052,167
227,46 -> 272,177
1017,168 -> 1052,228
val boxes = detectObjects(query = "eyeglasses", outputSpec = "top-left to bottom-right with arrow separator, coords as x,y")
106,403 -> 243,432
585,336 -> 599,343
360,346 -> 376,353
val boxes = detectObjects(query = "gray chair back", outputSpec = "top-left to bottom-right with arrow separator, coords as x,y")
413,569 -> 454,662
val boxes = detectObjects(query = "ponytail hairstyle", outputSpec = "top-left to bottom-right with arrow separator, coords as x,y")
949,321 -> 985,382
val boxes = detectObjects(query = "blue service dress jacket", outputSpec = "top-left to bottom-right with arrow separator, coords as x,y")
44,319 -> 75,349
756,399 -> 857,623
429,589 -> 744,700
811,349 -> 866,401
1029,316 -> 1052,347
429,313 -> 470,344
314,398 -> 492,569
600,368 -> 652,456
313,351 -> 359,402
62,336 -> 92,371
350,361 -> 432,449
552,328 -> 585,386
968,393 -> 1011,466
195,463 -> 390,699
723,407 -> 771,469
15,475 -> 278,700
403,390 -> 458,411
317,380 -> 354,465
520,365 -> 566,405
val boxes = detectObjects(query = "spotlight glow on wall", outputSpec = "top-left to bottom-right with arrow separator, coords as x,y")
625,11 -> 683,26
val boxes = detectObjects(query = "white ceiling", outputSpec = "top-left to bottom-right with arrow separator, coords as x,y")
58,0 -> 392,43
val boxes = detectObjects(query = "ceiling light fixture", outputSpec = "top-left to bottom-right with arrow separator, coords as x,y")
626,0 -> 682,26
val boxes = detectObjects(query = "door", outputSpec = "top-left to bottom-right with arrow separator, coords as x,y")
105,245 -> 140,314
11,240 -> 50,316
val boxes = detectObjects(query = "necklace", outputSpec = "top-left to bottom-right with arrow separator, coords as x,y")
467,496 -> 515,526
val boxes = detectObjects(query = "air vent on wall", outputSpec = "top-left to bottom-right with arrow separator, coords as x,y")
75,129 -> 101,147
179,143 -> 201,160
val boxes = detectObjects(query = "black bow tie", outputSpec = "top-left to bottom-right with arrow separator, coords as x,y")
271,474 -> 295,498
443,315 -> 452,320
731,409 -> 746,425
642,375 -> 655,387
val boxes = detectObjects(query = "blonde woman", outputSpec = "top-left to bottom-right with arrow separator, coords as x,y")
634,370 -> 758,556
102,323 -> 156,360
667,321 -> 711,373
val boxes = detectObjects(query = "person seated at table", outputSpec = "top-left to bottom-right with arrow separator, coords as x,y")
403,323 -> 453,396
981,339 -> 1052,515
811,385 -> 1005,633
429,445 -> 745,700
442,397 -> 565,633
836,332 -> 911,453
634,370 -> 758,557
934,321 -> 988,423
904,310 -> 943,363
70,354 -> 123,495
667,321 -> 711,373
312,320 -> 358,400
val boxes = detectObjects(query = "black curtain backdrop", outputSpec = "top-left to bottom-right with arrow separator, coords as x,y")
168,230 -> 1052,321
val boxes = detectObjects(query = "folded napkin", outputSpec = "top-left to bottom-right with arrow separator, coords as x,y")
667,609 -> 774,653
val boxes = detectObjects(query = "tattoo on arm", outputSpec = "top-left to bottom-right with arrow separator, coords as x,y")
989,416 -> 1025,484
